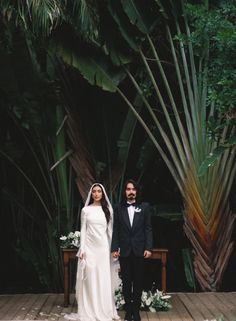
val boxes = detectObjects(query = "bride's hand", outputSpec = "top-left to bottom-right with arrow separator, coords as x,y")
112,251 -> 120,258
79,253 -> 84,260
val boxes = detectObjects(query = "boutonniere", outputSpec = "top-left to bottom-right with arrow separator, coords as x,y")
134,207 -> 141,212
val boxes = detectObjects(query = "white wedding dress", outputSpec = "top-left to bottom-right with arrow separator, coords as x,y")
65,205 -> 120,321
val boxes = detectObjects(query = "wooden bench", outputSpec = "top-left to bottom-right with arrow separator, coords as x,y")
62,248 -> 168,307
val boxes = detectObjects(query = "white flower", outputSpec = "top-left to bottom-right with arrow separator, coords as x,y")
60,231 -> 80,248
161,295 -> 171,300
115,279 -> 171,312
146,297 -> 153,306
149,307 -> 156,312
135,207 -> 141,212
142,291 -> 148,300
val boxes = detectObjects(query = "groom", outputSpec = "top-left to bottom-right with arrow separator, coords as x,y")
111,179 -> 153,321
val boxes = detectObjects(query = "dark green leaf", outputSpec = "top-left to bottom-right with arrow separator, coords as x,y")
56,43 -> 126,92
121,0 -> 154,34
182,248 -> 197,291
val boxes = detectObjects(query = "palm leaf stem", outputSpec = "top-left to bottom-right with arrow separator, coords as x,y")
182,5 -> 200,114
50,149 -> 73,171
147,34 -> 191,161
166,26 -> 195,152
125,67 -> 185,185
116,86 -> 184,194
139,47 -> 188,173
175,23 -> 199,141
40,142 -> 58,207
223,152 -> 236,201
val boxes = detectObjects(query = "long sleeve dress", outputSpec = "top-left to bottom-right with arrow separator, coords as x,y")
76,205 -> 119,321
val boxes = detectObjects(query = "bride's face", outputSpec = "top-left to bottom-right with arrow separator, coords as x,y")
91,185 -> 103,202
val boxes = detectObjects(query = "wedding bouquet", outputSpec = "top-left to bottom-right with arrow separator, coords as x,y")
60,231 -> 80,249
141,289 -> 171,312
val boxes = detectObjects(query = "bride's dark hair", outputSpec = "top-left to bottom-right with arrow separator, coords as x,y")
89,184 -> 111,223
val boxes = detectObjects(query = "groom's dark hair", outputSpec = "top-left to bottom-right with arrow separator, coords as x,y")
123,179 -> 141,202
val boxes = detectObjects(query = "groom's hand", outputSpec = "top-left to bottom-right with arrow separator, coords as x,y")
144,250 -> 152,258
112,251 -> 120,258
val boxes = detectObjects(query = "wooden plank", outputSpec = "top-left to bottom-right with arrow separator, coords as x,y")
177,293 -> 205,321
37,294 -> 59,320
0,292 -> 236,320
165,310 -> 183,321
24,293 -> 49,320
8,294 -> 33,320
193,293 -> 218,320
203,292 -> 228,320
140,311 -> 149,321
147,311 -> 161,321
162,297 -> 184,321
42,294 -> 64,321
224,292 -> 236,313
171,294 -> 194,321
215,292 -> 236,321
23,294 -> 42,320
57,294 -> 77,321
210,292 -> 236,321
0,294 -> 30,320
0,295 -> 13,309
14,294 -> 40,320
0,295 -> 20,319
155,310 -> 172,321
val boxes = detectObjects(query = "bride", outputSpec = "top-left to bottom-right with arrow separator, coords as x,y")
65,183 -> 120,321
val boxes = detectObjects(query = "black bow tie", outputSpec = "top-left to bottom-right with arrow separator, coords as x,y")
126,202 -> 136,207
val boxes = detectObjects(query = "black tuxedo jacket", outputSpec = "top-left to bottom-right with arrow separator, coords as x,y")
111,202 -> 153,257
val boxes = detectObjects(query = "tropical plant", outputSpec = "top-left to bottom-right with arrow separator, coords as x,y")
50,0 -> 236,290
0,1 -> 145,289
1,0 -> 236,291
0,18 -> 79,289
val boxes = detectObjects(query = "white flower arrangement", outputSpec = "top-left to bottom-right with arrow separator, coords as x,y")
60,231 -> 80,249
115,280 -> 172,312
115,281 -> 126,310
134,207 -> 141,212
141,289 -> 171,312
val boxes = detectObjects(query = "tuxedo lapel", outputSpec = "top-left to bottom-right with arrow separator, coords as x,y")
131,204 -> 142,230
122,206 -> 132,229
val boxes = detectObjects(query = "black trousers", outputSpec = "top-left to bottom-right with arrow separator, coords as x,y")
119,253 -> 144,312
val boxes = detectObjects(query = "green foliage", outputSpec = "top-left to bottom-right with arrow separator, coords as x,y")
55,42 -> 126,92
1,0 -> 236,291
182,248 -> 197,291
185,1 -> 236,138
0,23 -> 79,290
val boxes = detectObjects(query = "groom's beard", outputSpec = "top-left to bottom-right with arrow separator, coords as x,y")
127,194 -> 135,201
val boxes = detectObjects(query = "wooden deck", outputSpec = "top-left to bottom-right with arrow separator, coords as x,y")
0,293 -> 236,321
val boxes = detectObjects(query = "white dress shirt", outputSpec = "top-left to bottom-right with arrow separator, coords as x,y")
127,203 -> 135,226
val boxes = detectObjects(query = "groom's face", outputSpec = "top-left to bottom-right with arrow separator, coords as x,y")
125,183 -> 137,201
